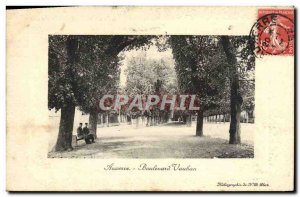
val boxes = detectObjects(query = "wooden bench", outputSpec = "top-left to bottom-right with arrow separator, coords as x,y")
72,135 -> 85,147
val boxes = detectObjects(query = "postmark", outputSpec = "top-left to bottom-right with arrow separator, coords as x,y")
250,9 -> 294,56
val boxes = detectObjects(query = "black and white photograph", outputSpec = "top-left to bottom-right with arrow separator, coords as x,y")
48,35 -> 255,159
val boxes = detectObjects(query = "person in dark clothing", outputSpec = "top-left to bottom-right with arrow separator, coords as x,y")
83,123 -> 95,144
76,123 -> 84,140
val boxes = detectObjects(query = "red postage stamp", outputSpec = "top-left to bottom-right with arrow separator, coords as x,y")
250,9 -> 294,55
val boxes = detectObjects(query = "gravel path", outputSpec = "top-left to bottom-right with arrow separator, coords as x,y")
48,122 -> 254,158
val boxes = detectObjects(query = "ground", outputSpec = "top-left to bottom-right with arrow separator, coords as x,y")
48,121 -> 254,158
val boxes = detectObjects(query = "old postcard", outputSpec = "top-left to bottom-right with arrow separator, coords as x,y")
6,6 -> 295,191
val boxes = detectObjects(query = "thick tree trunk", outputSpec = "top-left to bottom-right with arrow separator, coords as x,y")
54,37 -> 78,152
220,36 -> 243,144
196,109 -> 204,136
89,110 -> 98,139
55,104 -> 75,151
229,76 -> 242,144
183,115 -> 187,124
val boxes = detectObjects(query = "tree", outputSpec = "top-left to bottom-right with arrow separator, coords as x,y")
170,35 -> 254,142
124,51 -> 178,126
49,35 -> 154,151
220,36 -> 255,144
49,36 -> 80,151
169,36 -> 227,136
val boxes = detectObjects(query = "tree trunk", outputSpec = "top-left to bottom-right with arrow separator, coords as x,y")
183,115 -> 187,124
102,113 -> 105,126
196,109 -> 204,136
141,116 -> 145,126
55,104 -> 75,151
220,36 -> 243,144
54,37 -> 78,152
229,76 -> 242,144
186,114 -> 192,127
89,110 -> 98,139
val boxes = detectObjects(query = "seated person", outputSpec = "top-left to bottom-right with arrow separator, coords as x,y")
83,123 -> 95,144
76,123 -> 84,140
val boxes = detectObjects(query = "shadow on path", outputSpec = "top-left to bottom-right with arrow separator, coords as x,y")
48,134 -> 254,159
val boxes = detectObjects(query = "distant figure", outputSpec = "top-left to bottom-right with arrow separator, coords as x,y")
83,123 -> 95,144
76,123 -> 84,140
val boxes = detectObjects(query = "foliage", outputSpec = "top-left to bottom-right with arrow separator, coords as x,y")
48,35 -> 154,113
169,36 -> 227,111
169,36 -> 255,116
125,52 -> 178,96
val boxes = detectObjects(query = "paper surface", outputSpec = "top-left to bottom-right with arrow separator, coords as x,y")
6,6 -> 294,191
